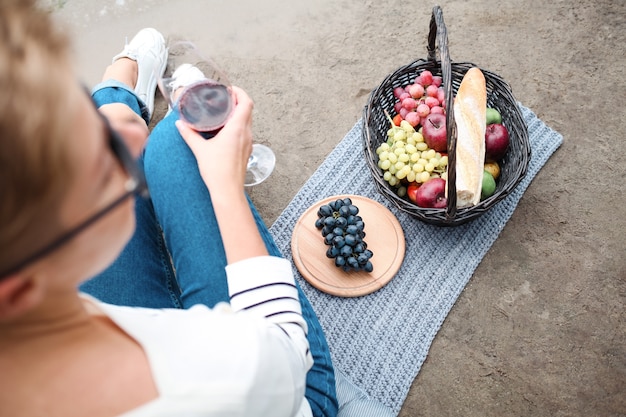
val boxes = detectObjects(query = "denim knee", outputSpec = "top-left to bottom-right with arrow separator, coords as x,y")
92,79 -> 150,125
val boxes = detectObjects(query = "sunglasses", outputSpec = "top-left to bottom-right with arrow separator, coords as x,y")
0,96 -> 148,280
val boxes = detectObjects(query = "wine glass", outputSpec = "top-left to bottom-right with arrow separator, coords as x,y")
157,40 -> 276,186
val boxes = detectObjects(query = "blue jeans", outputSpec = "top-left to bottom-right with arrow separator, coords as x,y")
81,81 -> 339,417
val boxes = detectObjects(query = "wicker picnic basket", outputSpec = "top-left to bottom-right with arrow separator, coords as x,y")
362,6 -> 531,226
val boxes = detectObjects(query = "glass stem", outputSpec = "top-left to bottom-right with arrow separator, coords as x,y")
247,153 -> 258,170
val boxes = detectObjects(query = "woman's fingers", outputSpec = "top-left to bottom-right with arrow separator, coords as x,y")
215,86 -> 254,153
228,86 -> 254,128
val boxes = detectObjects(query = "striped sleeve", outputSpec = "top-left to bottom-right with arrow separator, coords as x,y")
225,256 -> 308,334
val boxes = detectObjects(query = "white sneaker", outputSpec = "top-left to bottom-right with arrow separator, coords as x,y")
170,63 -> 206,92
165,64 -> 206,115
112,28 -> 168,120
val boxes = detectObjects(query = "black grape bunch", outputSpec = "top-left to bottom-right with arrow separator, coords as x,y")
314,197 -> 374,273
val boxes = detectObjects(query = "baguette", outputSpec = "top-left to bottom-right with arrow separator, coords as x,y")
449,67 -> 487,207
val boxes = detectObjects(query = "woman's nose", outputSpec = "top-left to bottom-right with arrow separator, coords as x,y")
97,103 -> 150,159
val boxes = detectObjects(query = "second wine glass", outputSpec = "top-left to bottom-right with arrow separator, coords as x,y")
157,41 -> 275,186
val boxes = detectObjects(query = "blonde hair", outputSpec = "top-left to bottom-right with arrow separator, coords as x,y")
0,0 -> 77,273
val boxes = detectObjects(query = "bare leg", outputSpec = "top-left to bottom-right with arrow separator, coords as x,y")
102,57 -> 138,89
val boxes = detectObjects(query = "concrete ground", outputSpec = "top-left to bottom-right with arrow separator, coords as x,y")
54,0 -> 624,415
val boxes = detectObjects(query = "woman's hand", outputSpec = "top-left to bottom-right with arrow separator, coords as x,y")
176,85 -> 254,195
176,86 -> 268,263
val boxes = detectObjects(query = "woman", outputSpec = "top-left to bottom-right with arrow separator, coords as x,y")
0,1 -> 333,416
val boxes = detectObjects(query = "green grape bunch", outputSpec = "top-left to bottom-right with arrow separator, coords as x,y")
375,112 -> 448,198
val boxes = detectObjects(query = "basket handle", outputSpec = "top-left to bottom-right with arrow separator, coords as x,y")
426,6 -> 458,219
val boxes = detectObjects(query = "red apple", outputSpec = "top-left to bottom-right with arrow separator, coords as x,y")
485,123 -> 510,161
422,113 -> 447,152
414,178 -> 447,208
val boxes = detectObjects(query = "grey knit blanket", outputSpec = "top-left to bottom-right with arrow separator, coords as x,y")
269,104 -> 563,414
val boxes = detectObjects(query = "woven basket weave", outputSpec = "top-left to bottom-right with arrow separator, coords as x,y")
362,6 -> 531,226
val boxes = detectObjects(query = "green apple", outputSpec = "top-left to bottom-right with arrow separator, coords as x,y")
486,107 -> 502,125
481,170 -> 497,200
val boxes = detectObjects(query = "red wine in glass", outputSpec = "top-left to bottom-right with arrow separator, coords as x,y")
177,80 -> 233,137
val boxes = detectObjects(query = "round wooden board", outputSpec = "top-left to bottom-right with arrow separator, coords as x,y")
291,195 -> 405,297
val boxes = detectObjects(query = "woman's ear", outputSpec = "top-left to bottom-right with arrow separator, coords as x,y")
0,275 -> 43,320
